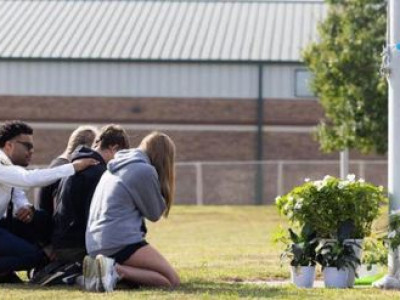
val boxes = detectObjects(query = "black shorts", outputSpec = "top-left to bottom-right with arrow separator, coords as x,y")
110,241 -> 148,264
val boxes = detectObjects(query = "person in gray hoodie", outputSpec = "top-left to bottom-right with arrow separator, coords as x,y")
84,131 -> 180,292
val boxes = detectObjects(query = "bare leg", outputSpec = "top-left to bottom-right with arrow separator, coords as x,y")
116,245 -> 180,288
117,265 -> 172,287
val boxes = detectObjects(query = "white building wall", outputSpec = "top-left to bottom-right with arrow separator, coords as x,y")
0,61 -> 309,99
264,64 -> 294,98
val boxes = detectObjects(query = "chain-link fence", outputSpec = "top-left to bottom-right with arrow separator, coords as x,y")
30,160 -> 387,205
174,160 -> 387,205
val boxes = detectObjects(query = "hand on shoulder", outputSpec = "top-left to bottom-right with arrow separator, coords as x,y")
72,158 -> 99,172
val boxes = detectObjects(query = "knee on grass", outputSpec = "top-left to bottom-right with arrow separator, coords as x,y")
167,273 -> 180,288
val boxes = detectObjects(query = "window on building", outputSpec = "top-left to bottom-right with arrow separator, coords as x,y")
294,69 -> 315,98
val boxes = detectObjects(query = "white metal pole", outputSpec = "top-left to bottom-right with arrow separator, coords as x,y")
387,0 -> 400,233
373,0 -> 400,289
340,148 -> 349,179
277,161 -> 284,196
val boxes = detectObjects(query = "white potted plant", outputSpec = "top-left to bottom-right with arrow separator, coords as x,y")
276,174 -> 387,287
276,174 -> 386,239
316,222 -> 361,288
279,224 -> 319,288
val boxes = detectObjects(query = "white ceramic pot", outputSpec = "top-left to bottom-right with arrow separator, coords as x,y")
291,266 -> 316,288
323,267 -> 349,288
344,239 -> 363,288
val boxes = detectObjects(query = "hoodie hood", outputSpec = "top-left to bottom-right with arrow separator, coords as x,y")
71,146 -> 106,165
108,148 -> 150,173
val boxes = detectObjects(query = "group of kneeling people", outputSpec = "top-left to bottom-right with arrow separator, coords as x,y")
0,121 -> 180,292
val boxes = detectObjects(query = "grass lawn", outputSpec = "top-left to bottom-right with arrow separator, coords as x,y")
2,205 -> 399,299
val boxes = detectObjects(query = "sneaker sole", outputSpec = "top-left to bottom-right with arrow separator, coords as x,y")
96,256 -> 113,292
83,256 -> 101,292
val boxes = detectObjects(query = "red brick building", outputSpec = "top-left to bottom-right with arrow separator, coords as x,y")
0,1 -> 386,204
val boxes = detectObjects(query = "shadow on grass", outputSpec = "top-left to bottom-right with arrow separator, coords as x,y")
173,281 -> 323,299
1,281 -> 325,299
0,283 -> 79,291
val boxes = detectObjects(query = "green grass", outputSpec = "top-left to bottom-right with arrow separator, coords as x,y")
2,205 -> 398,299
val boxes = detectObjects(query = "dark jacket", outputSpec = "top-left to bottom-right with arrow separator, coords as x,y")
52,146 -> 106,250
37,157 -> 69,216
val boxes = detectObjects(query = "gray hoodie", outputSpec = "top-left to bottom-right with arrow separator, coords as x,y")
85,149 -> 166,257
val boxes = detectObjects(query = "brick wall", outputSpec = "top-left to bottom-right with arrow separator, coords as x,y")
1,95 -> 387,205
0,95 -> 323,125
29,129 -> 339,165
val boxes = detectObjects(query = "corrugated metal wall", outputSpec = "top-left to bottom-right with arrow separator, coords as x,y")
0,61 -> 310,99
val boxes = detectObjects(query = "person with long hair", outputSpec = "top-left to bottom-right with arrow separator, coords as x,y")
29,125 -> 130,286
37,125 -> 98,216
84,131 -> 180,292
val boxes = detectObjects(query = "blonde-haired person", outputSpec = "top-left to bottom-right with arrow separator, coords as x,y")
63,125 -> 99,160
37,125 -> 98,216
84,131 -> 180,292
50,124 -> 130,265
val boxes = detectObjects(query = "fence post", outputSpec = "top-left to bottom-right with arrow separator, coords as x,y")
340,149 -> 349,179
358,160 -> 365,180
195,162 -> 203,205
277,161 -> 284,197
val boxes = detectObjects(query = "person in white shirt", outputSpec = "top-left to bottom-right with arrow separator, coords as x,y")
0,121 -> 97,283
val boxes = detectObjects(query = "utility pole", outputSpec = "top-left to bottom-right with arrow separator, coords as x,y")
373,0 -> 400,289
255,65 -> 264,205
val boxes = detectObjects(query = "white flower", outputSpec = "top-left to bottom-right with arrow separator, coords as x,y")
313,180 -> 325,191
275,196 -> 281,204
284,203 -> 290,212
313,180 -> 322,187
358,178 -> 365,183
304,178 -> 310,182
323,175 -> 333,181
388,230 -> 397,239
379,185 -> 384,192
346,174 -> 356,182
390,209 -> 400,216
338,181 -> 350,189
294,202 -> 303,210
288,196 -> 295,204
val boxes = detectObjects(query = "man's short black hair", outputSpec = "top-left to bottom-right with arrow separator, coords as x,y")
0,121 -> 33,147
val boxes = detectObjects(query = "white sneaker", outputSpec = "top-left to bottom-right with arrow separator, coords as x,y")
83,255 -> 102,292
96,254 -> 119,292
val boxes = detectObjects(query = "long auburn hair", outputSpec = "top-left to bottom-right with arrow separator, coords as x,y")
139,131 -> 176,217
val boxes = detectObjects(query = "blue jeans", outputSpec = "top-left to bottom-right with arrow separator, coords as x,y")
0,210 -> 49,273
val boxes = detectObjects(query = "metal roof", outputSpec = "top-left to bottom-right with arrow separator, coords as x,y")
0,0 -> 327,62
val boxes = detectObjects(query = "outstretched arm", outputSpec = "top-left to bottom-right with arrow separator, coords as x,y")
0,158 -> 98,188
